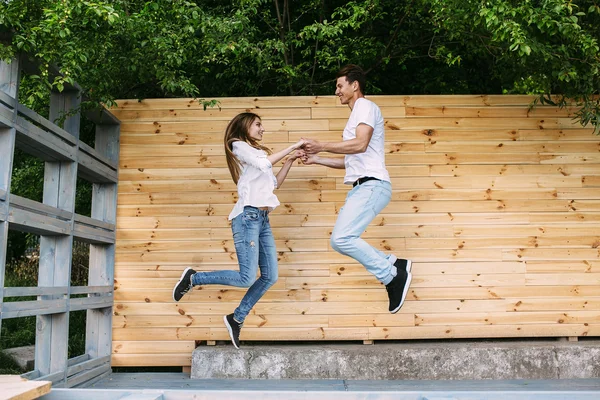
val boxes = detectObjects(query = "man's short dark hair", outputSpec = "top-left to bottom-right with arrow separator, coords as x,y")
336,64 -> 366,94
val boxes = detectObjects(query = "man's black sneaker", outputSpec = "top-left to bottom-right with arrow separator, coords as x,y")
386,268 -> 412,314
172,267 -> 196,302
394,258 -> 412,274
224,313 -> 243,349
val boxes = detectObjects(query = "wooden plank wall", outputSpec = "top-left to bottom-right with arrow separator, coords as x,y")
110,95 -> 600,367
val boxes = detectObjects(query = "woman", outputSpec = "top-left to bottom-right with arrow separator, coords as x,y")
172,112 -> 305,349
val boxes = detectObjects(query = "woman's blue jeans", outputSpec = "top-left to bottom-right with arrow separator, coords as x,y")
191,206 -> 278,323
331,179 -> 397,285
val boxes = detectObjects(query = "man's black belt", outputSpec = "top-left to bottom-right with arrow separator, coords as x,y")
353,176 -> 380,187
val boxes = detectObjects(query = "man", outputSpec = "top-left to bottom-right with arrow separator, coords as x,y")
302,64 -> 412,313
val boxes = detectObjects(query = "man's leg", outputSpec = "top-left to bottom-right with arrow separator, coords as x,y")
330,180 -> 395,284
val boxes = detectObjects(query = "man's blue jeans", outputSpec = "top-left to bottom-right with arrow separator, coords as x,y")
331,179 -> 397,285
191,206 -> 278,323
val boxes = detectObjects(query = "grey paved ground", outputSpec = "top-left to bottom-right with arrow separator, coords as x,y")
38,374 -> 600,400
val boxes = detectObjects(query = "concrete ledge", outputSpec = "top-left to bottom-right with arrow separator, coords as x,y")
3,345 -> 35,371
191,340 -> 600,380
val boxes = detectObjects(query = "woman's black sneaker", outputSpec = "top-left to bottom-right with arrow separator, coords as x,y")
172,267 -> 196,302
224,313 -> 243,349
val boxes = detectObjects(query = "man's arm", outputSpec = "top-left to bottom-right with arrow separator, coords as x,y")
302,154 -> 345,169
304,123 -> 373,155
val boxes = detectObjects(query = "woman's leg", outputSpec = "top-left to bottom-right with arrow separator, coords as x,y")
233,211 -> 278,323
191,207 -> 260,288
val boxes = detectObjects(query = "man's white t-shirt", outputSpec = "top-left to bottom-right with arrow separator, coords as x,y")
343,97 -> 391,185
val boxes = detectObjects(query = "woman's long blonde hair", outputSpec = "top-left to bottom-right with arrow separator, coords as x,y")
224,112 -> 272,184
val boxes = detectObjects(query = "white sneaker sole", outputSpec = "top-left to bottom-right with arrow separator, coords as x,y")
223,315 -> 240,349
405,259 -> 412,274
172,267 -> 193,302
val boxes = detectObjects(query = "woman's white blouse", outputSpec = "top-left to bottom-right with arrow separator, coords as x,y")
228,141 -> 280,220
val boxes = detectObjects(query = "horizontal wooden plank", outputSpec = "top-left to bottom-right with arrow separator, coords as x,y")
316,285 -> 600,302
115,238 -> 328,253
405,236 -> 600,249
112,107 -> 312,122
111,322 -> 600,345
526,260 -> 600,273
414,310 -> 600,326
118,212 -> 600,231
113,96 -> 339,111
114,297 -> 600,317
116,202 -> 336,217
118,178 -> 336,193
114,247 -> 506,264
0,375 -> 52,400
380,117 -> 580,131
115,188 -> 598,207
111,353 -> 192,367
405,106 -> 574,118
114,288 -> 312,303
2,298 -> 67,318
8,205 -> 71,235
112,341 -> 195,354
425,141 -> 600,154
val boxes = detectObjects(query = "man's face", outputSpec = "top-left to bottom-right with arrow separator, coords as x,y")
335,76 -> 356,105
248,117 -> 264,141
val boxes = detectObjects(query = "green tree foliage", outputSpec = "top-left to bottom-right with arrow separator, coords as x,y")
1,0 -> 599,122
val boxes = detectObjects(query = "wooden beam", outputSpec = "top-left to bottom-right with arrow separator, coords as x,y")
0,85 -> 17,109
86,121 -> 120,365
69,295 -> 113,312
8,207 -> 71,235
73,214 -> 115,244
4,286 -> 68,297
11,194 -> 73,219
65,356 -> 111,388
2,298 -> 68,319
17,104 -> 77,145
36,86 -> 80,383
15,117 -> 77,161
77,147 -> 118,183
8,204 -> 71,236
79,140 -> 118,170
0,106 -> 13,128
70,285 -> 112,296
84,107 -> 120,126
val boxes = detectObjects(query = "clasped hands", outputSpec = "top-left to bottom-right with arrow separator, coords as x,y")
288,138 -> 323,165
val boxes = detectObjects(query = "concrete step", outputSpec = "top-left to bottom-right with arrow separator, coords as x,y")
191,340 -> 600,380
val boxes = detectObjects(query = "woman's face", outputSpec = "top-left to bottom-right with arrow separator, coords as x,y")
248,117 -> 264,141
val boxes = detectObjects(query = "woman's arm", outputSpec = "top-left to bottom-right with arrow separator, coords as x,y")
233,140 -> 305,173
275,150 -> 304,188
267,139 -> 306,165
